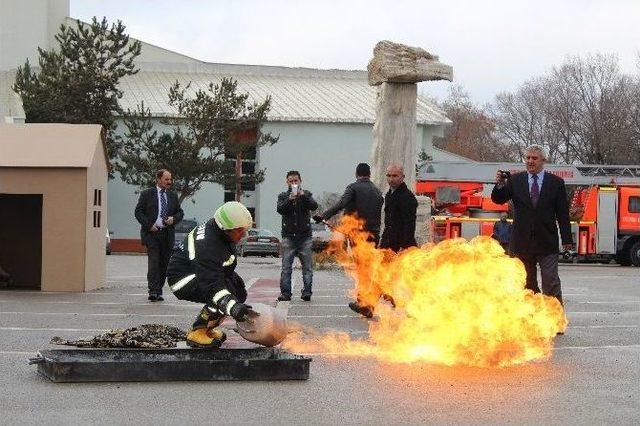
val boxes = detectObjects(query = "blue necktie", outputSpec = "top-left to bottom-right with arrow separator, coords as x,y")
530,174 -> 540,206
160,189 -> 168,219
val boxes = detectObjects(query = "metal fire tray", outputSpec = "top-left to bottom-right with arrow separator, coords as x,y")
29,347 -> 311,382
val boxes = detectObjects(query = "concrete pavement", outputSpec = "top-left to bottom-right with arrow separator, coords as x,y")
0,255 -> 638,425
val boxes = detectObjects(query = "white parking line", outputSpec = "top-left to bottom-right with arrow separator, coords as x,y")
568,276 -> 640,279
287,311 -> 640,318
553,344 -> 640,351
567,311 -> 640,314
289,315 -> 361,318
3,344 -> 639,358
106,276 -> 146,280
244,277 -> 259,290
0,327 -> 106,332
0,312 -> 186,318
0,300 -> 195,307
568,325 -> 640,328
299,344 -> 640,357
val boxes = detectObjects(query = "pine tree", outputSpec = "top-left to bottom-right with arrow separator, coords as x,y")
116,78 -> 278,202
13,17 -> 141,175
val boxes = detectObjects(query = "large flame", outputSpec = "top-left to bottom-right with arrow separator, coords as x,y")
283,215 -> 567,367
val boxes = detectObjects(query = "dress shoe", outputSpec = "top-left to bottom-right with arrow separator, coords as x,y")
301,294 -> 311,302
277,294 -> 291,302
148,294 -> 158,302
348,301 -> 373,318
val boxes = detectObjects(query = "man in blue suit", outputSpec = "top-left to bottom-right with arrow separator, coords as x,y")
491,145 -> 573,306
135,169 -> 184,301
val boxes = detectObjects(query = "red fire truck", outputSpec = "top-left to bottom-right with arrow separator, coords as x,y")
416,162 -> 640,266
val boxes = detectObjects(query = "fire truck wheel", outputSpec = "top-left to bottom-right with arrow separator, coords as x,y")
616,250 -> 631,266
630,241 -> 640,267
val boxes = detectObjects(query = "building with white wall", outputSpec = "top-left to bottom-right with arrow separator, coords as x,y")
0,0 -> 454,250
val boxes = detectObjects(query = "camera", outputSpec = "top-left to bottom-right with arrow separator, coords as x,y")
498,170 -> 511,180
290,184 -> 299,195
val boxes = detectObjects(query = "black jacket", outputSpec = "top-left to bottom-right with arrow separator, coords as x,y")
166,219 -> 246,304
134,187 -> 184,247
491,171 -> 572,255
321,177 -> 384,235
277,189 -> 319,238
379,182 -> 418,251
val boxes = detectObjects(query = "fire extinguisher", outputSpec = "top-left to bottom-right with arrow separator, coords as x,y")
579,229 -> 588,255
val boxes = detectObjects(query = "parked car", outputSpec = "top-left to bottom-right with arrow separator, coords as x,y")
173,219 -> 198,250
311,222 -> 344,252
237,229 -> 280,257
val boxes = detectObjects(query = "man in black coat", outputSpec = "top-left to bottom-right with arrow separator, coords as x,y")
379,163 -> 418,252
313,163 -> 384,318
276,170 -> 319,302
135,169 -> 184,302
313,163 -> 384,243
491,145 -> 573,306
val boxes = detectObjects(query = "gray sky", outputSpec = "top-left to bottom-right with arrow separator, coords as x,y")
72,0 -> 640,104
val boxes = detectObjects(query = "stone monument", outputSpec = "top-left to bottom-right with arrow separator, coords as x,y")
368,40 -> 453,192
367,40 -> 452,243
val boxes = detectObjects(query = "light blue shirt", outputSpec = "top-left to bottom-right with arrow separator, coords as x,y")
528,170 -> 545,193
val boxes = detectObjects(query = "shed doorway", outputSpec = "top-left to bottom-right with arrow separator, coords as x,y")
0,194 -> 42,290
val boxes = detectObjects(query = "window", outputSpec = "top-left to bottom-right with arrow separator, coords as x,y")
93,189 -> 102,206
224,191 -> 235,202
242,161 -> 255,175
629,196 -> 640,213
225,146 -> 256,160
224,180 -> 255,192
93,211 -> 101,228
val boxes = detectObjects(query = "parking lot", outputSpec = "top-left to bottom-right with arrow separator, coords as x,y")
0,255 -> 638,425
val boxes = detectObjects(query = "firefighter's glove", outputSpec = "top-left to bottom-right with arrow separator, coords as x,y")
230,302 -> 256,322
312,214 -> 323,224
215,291 -> 258,321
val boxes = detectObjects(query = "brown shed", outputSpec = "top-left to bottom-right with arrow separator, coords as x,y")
0,124 -> 108,292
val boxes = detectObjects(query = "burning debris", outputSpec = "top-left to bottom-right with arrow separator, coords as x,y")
283,215 -> 567,367
51,324 -> 186,349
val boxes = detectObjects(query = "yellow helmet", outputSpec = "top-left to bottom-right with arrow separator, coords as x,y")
214,201 -> 253,230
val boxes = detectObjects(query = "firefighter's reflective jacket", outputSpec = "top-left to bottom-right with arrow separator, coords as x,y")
166,219 -> 245,310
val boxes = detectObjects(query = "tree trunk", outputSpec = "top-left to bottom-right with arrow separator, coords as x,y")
235,153 -> 242,202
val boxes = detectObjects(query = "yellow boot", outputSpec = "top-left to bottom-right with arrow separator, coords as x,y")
186,327 -> 227,349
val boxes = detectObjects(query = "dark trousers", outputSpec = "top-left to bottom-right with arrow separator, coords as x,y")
517,253 -> 563,305
146,230 -> 171,296
170,273 -> 247,329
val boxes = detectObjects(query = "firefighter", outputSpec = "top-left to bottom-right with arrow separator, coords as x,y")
166,201 -> 257,348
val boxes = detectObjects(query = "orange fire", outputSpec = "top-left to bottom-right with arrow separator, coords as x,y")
282,215 -> 567,367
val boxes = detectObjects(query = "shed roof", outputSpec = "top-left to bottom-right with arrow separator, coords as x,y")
119,62 -> 450,125
0,123 -> 103,168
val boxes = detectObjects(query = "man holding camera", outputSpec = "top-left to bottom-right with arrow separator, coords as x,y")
491,145 -> 573,308
276,170 -> 319,302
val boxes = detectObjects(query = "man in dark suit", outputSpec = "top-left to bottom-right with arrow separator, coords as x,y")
313,163 -> 384,318
135,169 -> 184,302
379,163 -> 418,252
314,163 -> 384,243
491,145 -> 573,307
